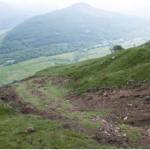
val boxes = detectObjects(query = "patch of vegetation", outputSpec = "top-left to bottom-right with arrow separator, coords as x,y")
15,78 -> 108,130
37,43 -> 150,93
110,45 -> 124,53
16,79 -> 68,111
119,124 -> 142,142
0,46 -> 110,86
1,43 -> 150,149
66,110 -> 110,129
0,100 -> 15,117
0,101 -> 115,149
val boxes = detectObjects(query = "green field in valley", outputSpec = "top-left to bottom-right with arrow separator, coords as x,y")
0,47 -> 110,86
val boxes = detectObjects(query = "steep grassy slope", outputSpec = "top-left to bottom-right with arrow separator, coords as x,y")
37,42 -> 150,93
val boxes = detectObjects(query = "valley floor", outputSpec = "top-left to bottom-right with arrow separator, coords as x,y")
0,76 -> 150,148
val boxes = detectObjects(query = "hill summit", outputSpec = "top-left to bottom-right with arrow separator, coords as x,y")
0,3 -> 150,64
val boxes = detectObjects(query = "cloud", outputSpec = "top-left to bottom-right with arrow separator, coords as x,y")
0,0 -> 150,18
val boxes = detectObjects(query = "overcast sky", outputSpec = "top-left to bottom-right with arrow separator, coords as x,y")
0,0 -> 150,18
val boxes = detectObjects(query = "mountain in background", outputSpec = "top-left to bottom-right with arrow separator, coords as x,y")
1,3 -> 150,64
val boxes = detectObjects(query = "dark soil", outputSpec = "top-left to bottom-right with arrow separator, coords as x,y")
0,77 -> 150,148
68,83 -> 150,127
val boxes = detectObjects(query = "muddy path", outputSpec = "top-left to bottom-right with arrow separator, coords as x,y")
0,77 -> 150,148
67,82 -> 150,148
0,85 -> 94,137
68,83 -> 150,126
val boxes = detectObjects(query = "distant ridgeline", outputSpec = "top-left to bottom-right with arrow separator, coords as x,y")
1,3 -> 150,65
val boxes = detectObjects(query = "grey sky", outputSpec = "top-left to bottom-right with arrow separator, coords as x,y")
0,0 -> 150,18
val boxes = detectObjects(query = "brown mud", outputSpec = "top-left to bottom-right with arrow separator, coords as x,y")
0,77 -> 150,148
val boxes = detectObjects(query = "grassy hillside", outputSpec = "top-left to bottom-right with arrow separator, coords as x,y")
0,43 -> 150,148
37,42 -> 150,93
0,47 -> 110,86
0,30 -> 6,46
0,100 -> 107,149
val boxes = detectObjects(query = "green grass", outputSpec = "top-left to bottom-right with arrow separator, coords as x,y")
0,101 -> 115,149
15,78 -> 108,130
0,100 -> 15,117
119,124 -> 142,142
1,43 -> 150,148
0,47 -> 110,86
0,57 -> 53,86
65,110 -> 110,129
16,79 -> 69,111
37,43 -> 150,93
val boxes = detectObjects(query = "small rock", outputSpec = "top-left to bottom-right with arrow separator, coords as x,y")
127,103 -> 133,107
116,127 -> 120,130
123,116 -> 128,121
101,119 -> 108,124
146,129 -> 150,137
112,56 -> 116,60
103,92 -> 108,97
123,133 -> 127,137
26,127 -> 36,133
144,95 -> 150,101
142,80 -> 147,83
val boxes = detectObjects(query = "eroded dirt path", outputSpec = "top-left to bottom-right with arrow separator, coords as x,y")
0,77 -> 150,148
68,82 -> 150,148
68,83 -> 150,126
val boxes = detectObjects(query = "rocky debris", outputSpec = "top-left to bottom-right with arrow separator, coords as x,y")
123,116 -> 128,121
95,120 -> 127,145
103,92 -> 108,97
127,103 -> 133,107
146,129 -> 150,137
123,133 -> 127,137
118,90 -> 131,98
126,80 -> 149,88
26,127 -> 36,133
69,82 -> 150,128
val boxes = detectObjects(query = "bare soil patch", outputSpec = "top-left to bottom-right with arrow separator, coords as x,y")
67,83 -> 150,147
1,77 -> 150,148
68,83 -> 150,127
